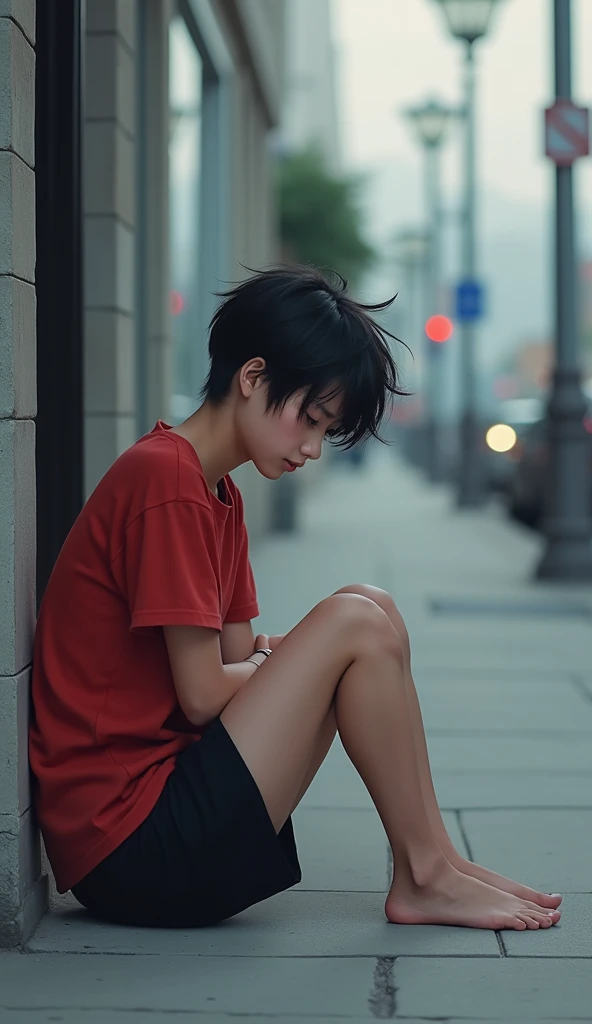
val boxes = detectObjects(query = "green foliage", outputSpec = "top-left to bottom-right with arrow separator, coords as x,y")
276,144 -> 375,288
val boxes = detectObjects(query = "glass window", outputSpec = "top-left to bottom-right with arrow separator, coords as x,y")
168,14 -> 203,422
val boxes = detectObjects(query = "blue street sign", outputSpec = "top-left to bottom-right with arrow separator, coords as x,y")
455,280 -> 485,322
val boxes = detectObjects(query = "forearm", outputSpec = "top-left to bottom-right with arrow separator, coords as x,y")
199,660 -> 259,725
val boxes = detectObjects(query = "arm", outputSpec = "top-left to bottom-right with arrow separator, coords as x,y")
219,622 -> 286,663
163,624 -> 269,727
219,620 -> 256,664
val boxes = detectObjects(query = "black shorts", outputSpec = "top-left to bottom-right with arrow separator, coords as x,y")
71,716 -> 302,928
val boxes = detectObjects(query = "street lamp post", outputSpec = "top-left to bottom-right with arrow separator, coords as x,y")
536,0 -> 592,579
393,228 -> 429,465
433,0 -> 504,507
404,98 -> 454,481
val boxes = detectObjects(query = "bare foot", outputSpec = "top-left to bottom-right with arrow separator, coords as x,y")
385,860 -> 562,931
448,853 -> 562,910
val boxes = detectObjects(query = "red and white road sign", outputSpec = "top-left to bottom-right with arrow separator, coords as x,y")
545,100 -> 589,166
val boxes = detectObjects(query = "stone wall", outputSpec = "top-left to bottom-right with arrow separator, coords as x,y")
0,0 -> 48,946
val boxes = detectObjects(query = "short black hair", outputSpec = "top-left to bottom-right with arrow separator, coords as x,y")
199,264 -> 411,450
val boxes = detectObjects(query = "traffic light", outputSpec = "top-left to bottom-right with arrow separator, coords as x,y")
425,315 -> 453,343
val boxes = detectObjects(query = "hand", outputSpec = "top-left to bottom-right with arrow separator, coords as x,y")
244,634 -> 271,668
268,634 -> 285,651
253,633 -> 270,653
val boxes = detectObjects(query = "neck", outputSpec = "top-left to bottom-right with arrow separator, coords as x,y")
171,400 -> 248,495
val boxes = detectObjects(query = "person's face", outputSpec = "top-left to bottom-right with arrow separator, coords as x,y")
237,360 -> 344,480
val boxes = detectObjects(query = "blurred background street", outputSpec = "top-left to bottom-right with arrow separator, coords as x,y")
2,0 -> 592,1018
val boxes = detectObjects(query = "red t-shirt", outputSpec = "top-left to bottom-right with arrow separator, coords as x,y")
29,421 -> 259,893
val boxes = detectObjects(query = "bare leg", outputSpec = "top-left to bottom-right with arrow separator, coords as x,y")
221,593 -> 559,930
334,585 -> 562,911
288,706 -> 337,816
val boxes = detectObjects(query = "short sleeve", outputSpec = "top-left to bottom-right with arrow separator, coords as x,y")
224,521 -> 259,623
118,500 -> 222,632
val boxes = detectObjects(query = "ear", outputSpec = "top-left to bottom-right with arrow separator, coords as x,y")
239,358 -> 266,398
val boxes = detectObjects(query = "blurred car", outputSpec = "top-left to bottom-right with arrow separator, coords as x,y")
505,400 -> 592,529
483,398 -> 544,494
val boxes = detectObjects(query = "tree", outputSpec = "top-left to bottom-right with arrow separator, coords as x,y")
276,144 -> 375,289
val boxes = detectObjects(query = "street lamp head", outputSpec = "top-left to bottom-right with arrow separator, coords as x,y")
404,97 -> 454,147
434,0 -> 501,45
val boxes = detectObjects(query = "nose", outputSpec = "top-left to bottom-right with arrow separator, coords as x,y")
301,439 -> 323,461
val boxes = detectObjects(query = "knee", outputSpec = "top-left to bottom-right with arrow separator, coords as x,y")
321,592 -> 405,663
334,583 -> 409,656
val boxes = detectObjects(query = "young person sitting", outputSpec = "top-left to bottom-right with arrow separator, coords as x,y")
29,266 -> 562,930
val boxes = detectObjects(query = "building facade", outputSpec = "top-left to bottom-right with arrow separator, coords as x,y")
280,0 -> 341,171
0,0 -> 287,946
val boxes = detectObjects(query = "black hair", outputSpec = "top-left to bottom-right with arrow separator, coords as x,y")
198,264 -> 412,450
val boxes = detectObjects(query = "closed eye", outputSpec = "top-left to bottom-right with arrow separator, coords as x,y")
306,411 -> 342,438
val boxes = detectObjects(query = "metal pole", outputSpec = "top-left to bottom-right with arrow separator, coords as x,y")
536,0 -> 592,578
403,255 -> 420,465
424,142 -> 444,481
400,247 -> 426,468
457,41 -> 484,506
35,0 -> 85,604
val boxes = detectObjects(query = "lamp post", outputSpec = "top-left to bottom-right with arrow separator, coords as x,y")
393,228 -> 429,466
404,98 -> 454,481
433,0 -> 504,507
536,0 -> 592,579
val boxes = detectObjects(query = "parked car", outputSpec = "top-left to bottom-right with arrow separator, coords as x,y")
505,402 -> 592,528
483,398 -> 544,495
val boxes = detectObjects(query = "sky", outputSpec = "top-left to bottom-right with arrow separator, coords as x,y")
330,0 -> 592,403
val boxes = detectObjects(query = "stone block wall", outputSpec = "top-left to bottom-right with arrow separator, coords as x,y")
0,0 -> 48,947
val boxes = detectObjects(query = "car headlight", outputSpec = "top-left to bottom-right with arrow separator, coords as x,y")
486,424 -> 517,453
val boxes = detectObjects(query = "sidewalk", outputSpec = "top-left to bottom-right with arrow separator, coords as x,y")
2,447 -> 592,1022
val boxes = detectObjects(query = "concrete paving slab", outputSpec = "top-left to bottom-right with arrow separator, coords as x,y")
409,643 -> 590,674
427,735 -> 592,772
291,806 -> 389,890
0,1015 -> 413,1024
0,1018 -> 565,1024
395,957 -> 592,1019
416,667 -> 587,685
0,952 -> 426,1017
297,738 -> 373,809
502,894 -> 592,957
298,745 -> 471,853
434,770 -> 592,809
418,680 -> 592,735
461,810 -> 592,892
29,890 -> 499,958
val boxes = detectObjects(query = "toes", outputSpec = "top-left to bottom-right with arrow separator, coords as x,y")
505,916 -> 527,930
516,913 -> 541,929
528,910 -> 556,928
524,898 -> 558,914
541,893 -> 563,908
519,904 -> 561,927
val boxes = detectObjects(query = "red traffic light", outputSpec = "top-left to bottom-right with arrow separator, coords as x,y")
425,315 -> 453,343
170,290 -> 185,316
